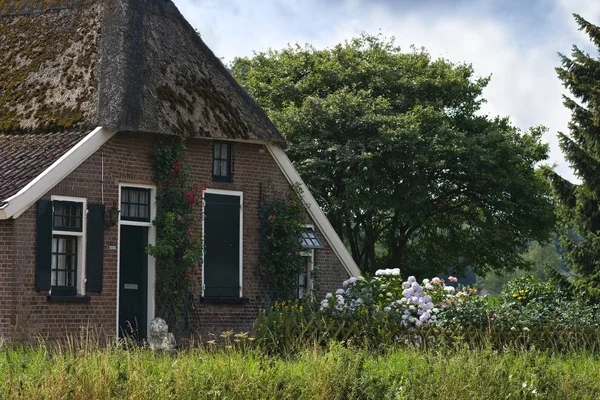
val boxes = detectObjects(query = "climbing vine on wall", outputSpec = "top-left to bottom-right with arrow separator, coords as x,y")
256,186 -> 306,301
147,138 -> 203,332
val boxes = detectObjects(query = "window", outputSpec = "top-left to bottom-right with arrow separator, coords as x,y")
51,236 -> 77,288
300,229 -> 324,249
298,229 -> 323,299
212,141 -> 232,182
121,187 -> 151,222
36,198 -> 105,298
298,250 -> 314,300
53,201 -> 82,231
50,199 -> 85,296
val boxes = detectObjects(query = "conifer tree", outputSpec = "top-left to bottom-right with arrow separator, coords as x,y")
548,14 -> 600,299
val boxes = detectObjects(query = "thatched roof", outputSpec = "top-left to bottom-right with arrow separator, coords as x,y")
0,0 -> 286,144
0,0 -> 286,203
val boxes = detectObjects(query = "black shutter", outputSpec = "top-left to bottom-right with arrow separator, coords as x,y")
36,200 -> 52,291
86,203 -> 105,292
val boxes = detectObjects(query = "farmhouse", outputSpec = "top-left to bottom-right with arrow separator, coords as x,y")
0,0 -> 359,341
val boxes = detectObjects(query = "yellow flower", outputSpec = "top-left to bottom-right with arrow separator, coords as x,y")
513,293 -> 518,297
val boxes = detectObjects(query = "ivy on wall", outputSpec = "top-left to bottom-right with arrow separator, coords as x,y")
147,138 -> 203,332
256,186 -> 306,301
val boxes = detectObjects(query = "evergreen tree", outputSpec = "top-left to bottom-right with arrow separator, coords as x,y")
547,14 -> 600,299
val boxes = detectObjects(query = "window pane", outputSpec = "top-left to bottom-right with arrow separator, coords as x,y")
58,271 -> 66,286
130,204 -> 138,218
58,254 -> 66,269
130,190 -> 138,204
58,237 -> 66,253
221,143 -> 228,159
66,237 -> 76,253
213,160 -> 220,176
140,205 -> 148,220
220,160 -> 228,176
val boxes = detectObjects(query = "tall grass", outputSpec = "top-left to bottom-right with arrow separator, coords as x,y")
0,333 -> 599,399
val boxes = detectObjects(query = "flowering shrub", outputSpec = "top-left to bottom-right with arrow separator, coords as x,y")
319,271 -> 437,329
147,138 -> 203,332
435,285 -> 490,329
255,269 -> 600,352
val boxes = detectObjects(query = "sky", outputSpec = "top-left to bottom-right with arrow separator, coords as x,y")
173,0 -> 600,182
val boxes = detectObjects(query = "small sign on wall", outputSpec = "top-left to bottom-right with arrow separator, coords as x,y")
124,284 -> 139,290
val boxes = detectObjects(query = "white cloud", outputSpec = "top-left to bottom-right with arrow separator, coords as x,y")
173,0 -> 600,182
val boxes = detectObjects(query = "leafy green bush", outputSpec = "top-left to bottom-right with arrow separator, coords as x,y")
492,275 -> 600,329
436,287 -> 490,330
256,187 -> 306,301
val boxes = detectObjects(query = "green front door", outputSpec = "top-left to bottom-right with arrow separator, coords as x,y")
204,193 -> 241,297
118,225 -> 148,339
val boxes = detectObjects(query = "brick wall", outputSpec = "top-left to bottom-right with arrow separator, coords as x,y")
3,132 -> 351,341
0,219 -> 15,337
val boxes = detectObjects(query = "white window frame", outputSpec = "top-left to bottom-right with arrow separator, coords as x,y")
50,195 -> 87,296
116,183 -> 157,337
201,188 -> 244,298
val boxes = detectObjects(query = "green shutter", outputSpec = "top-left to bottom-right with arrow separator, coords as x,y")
204,193 -> 240,297
36,200 -> 52,291
86,203 -> 105,292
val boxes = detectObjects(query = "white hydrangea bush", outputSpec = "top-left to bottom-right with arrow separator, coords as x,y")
319,269 -> 452,329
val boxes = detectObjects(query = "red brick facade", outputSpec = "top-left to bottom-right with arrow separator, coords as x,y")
0,132 -> 351,341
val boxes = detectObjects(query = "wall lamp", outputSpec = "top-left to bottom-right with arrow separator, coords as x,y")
107,200 -> 120,227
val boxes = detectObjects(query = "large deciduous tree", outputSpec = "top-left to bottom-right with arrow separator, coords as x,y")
233,35 -> 555,277
545,15 -> 600,299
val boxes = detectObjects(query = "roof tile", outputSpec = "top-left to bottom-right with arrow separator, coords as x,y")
0,131 -> 87,203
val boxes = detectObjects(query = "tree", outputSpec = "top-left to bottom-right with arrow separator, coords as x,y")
476,240 -> 566,296
545,15 -> 600,299
232,34 -> 555,278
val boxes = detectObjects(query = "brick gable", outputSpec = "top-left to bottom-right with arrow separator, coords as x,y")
0,132 -> 350,340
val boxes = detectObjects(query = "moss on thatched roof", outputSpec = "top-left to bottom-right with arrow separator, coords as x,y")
0,0 -> 286,144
